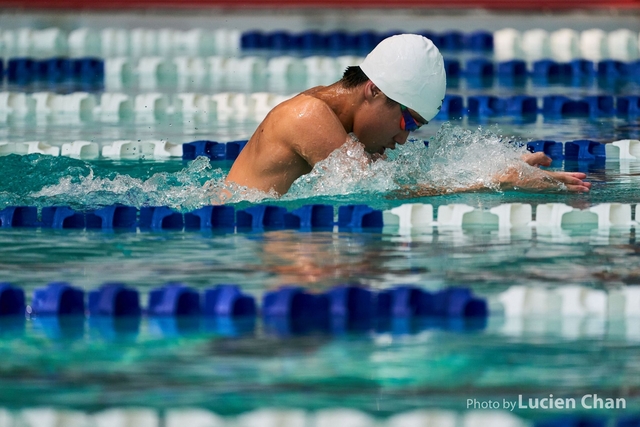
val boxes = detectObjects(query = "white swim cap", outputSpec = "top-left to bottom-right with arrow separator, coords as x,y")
360,34 -> 446,122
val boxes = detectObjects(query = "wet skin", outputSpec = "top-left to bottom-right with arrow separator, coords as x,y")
225,80 -> 591,196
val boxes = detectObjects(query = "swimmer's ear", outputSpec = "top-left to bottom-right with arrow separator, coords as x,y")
364,81 -> 379,101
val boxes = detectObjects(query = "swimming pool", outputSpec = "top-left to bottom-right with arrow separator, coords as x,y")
1,7 -> 640,427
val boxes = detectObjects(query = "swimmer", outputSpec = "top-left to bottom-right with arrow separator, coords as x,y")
225,34 -> 591,196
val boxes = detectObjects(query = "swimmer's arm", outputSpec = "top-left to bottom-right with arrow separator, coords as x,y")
392,153 -> 590,199
390,183 -> 488,199
508,152 -> 591,192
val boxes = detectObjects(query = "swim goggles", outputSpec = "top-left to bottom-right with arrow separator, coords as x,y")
400,104 -> 425,132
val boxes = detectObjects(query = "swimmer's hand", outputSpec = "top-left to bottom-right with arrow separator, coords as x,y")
497,164 -> 591,193
516,152 -> 590,192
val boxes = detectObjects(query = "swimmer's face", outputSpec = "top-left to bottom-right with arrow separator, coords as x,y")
353,84 -> 426,155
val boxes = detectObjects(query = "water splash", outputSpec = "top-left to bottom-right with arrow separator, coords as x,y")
285,134 -> 398,199
30,157 -> 217,211
285,123 -> 547,198
28,157 -> 280,211
0,123 -> 562,210
0,154 -> 273,211
420,122 -> 529,191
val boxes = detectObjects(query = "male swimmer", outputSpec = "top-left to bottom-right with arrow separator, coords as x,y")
225,34 -> 591,196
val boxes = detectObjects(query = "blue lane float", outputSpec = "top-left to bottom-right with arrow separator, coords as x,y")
262,286 -> 330,334
182,140 -> 246,161
436,95 -> 464,119
88,283 -> 141,317
263,286 -> 329,318
41,206 -> 85,229
182,140 -> 226,161
86,205 -> 138,230
184,205 -> 235,230
139,206 -> 184,231
497,60 -> 527,78
326,31 -> 356,52
433,287 -> 488,317
383,286 -> 488,318
236,205 -> 297,230
569,59 -> 596,79
73,57 -> 104,84
532,60 -> 566,80
0,283 -> 25,316
6,57 -> 104,86
238,203 -> 335,231
1,281 -> 489,337
443,59 -> 461,79
465,58 -> 494,78
261,284 -> 489,335
31,282 -> 85,316
465,31 -> 493,51
439,31 -> 464,51
0,206 -> 38,228
148,284 -> 201,316
239,30 -> 487,52
203,284 -> 256,317
531,59 -> 595,81
584,95 -> 616,116
564,139 -> 607,161
387,286 -> 435,317
36,57 -> 73,83
353,31 -> 382,52
617,96 -> 640,117
297,31 -> 325,51
288,204 -> 334,230
338,205 -> 383,230
467,95 -> 502,116
598,60 -> 629,79
266,31 -> 294,50
327,285 -> 377,323
7,58 -> 37,85
6,195 -> 626,234
468,95 -> 537,117
527,140 -> 565,160
542,95 -> 615,117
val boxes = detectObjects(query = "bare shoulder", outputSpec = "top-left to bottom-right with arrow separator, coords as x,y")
268,94 -> 349,166
272,93 -> 343,130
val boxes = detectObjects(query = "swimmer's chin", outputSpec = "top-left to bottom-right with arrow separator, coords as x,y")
370,150 -> 388,161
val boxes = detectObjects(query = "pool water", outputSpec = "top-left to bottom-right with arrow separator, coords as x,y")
1,317 -> 639,418
2,13 -> 640,426
2,150 -> 640,423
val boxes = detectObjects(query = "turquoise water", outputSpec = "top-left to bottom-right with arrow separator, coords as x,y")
1,318 -> 639,417
2,144 -> 640,420
2,39 -> 640,426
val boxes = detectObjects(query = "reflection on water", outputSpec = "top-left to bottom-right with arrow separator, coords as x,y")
1,315 -> 640,415
0,223 -> 638,295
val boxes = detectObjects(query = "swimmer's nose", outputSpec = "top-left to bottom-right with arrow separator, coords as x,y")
395,131 -> 409,145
